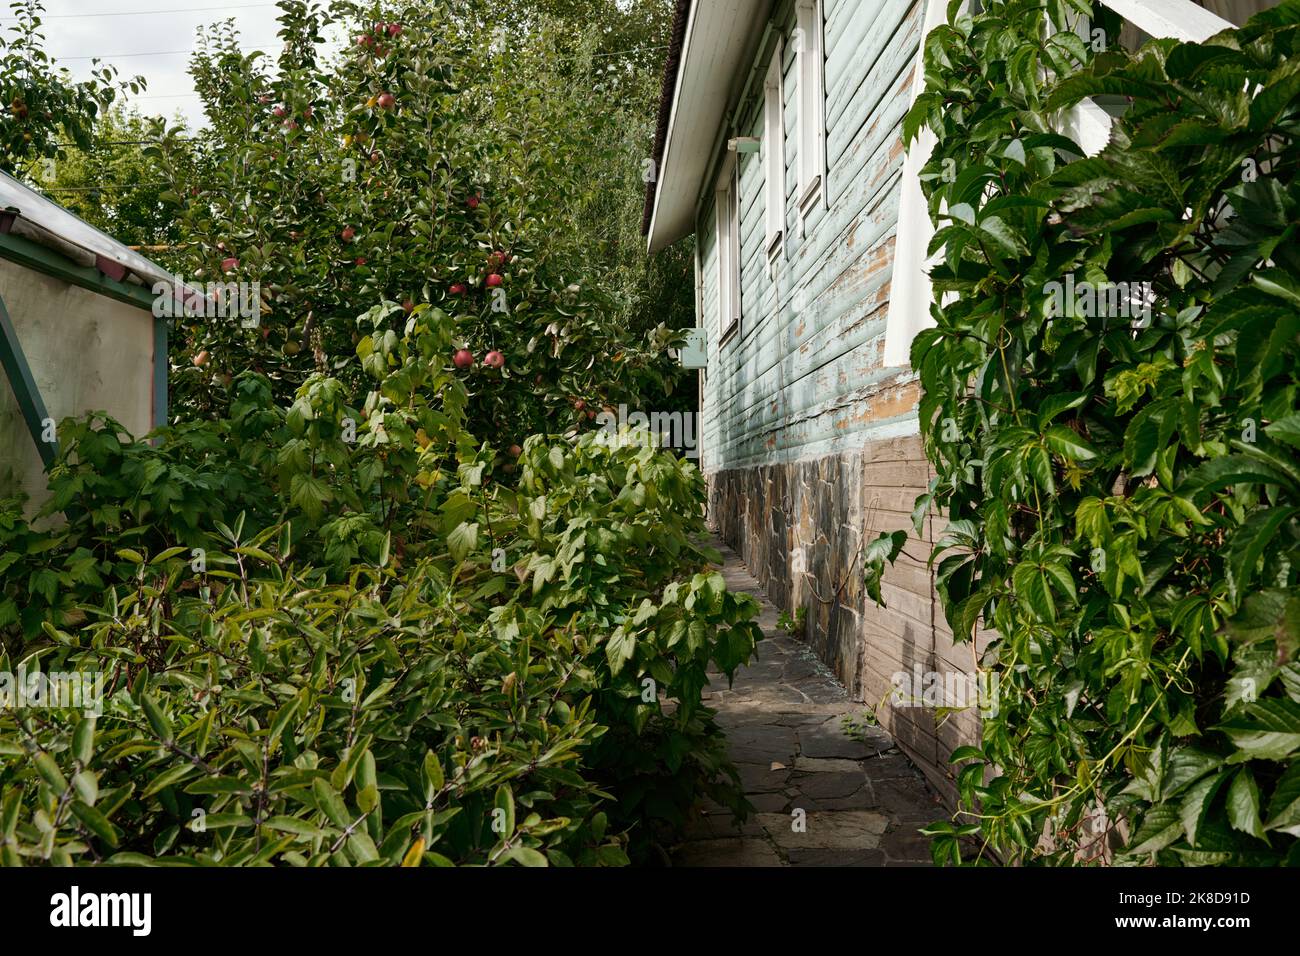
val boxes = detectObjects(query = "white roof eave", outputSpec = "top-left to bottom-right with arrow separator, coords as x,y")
646,0 -> 769,254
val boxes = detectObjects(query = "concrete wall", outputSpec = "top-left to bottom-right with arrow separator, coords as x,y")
0,257 -> 157,512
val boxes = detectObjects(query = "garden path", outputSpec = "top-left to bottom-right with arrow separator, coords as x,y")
671,541 -> 940,866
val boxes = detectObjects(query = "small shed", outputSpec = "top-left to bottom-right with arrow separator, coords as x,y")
0,170 -> 170,511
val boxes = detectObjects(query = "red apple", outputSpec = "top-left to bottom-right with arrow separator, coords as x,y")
467,195 -> 480,209
574,399 -> 586,411
487,250 -> 505,268
377,92 -> 396,109
221,256 -> 238,272
485,273 -> 503,288
508,444 -> 522,457
449,283 -> 467,295
354,256 -> 367,266
356,34 -> 372,47
484,350 -> 505,369
272,105 -> 286,118
388,23 -> 402,37
453,349 -> 474,369
341,226 -> 356,242
402,300 -> 414,314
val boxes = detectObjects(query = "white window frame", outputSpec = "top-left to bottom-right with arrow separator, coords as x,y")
763,40 -> 786,268
795,0 -> 826,223
716,156 -> 741,345
882,0 -> 1237,368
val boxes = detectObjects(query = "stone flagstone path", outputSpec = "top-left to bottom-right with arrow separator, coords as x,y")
672,541 -> 941,866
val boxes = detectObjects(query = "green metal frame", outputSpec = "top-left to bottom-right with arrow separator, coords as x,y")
153,315 -> 168,431
0,289 -> 56,468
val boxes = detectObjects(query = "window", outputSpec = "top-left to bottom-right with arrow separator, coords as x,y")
763,42 -> 785,264
795,0 -> 825,219
716,158 -> 741,343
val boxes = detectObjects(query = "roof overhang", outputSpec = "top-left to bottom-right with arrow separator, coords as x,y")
0,170 -> 175,307
644,0 -> 770,255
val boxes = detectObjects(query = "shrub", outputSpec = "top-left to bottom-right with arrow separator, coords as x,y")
1,548 -> 622,866
881,0 -> 1300,865
1,375 -> 760,866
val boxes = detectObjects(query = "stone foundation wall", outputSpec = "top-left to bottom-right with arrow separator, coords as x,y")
707,434 -> 987,808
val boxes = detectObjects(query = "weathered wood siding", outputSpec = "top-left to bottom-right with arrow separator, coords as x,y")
699,0 -> 924,474
695,0 -> 983,804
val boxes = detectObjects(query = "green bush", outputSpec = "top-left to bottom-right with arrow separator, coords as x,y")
2,549 -> 620,867
881,0 -> 1300,865
2,251 -> 760,865
0,427 -> 760,865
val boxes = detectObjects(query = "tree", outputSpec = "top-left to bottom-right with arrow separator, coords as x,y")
0,0 -> 143,176
152,0 -> 688,442
26,107 -> 185,254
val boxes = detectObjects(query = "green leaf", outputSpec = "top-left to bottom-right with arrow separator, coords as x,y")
265,816 -> 326,838
71,800 -> 120,847
1217,699 -> 1300,761
312,778 -> 350,828
1226,767 -> 1266,840
1037,391 -> 1087,427
422,750 -> 444,796
289,472 -> 333,522
605,627 -> 635,675
494,785 -> 516,838
863,529 -> 906,606
1128,804 -> 1184,855
505,845 -> 548,866
1226,589 -> 1300,659
1044,425 -> 1097,461
1265,412 -> 1300,451
1264,762 -> 1300,834
73,717 -> 95,766
34,752 -> 67,791
140,693 -> 173,742
447,521 -> 479,563
1179,770 -> 1229,847
1012,562 -> 1055,623
1224,507 -> 1298,601
1182,454 -> 1296,501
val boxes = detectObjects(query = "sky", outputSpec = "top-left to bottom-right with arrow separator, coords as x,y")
4,0 -> 327,129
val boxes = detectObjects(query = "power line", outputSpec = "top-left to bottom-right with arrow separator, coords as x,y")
590,45 -> 668,58
55,44 -> 284,61
30,183 -> 170,191
1,2 -> 277,21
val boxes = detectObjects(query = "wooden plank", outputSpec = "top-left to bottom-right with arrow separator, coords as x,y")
1100,0 -> 1234,41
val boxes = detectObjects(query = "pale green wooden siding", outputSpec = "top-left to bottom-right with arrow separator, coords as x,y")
699,0 -> 924,475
